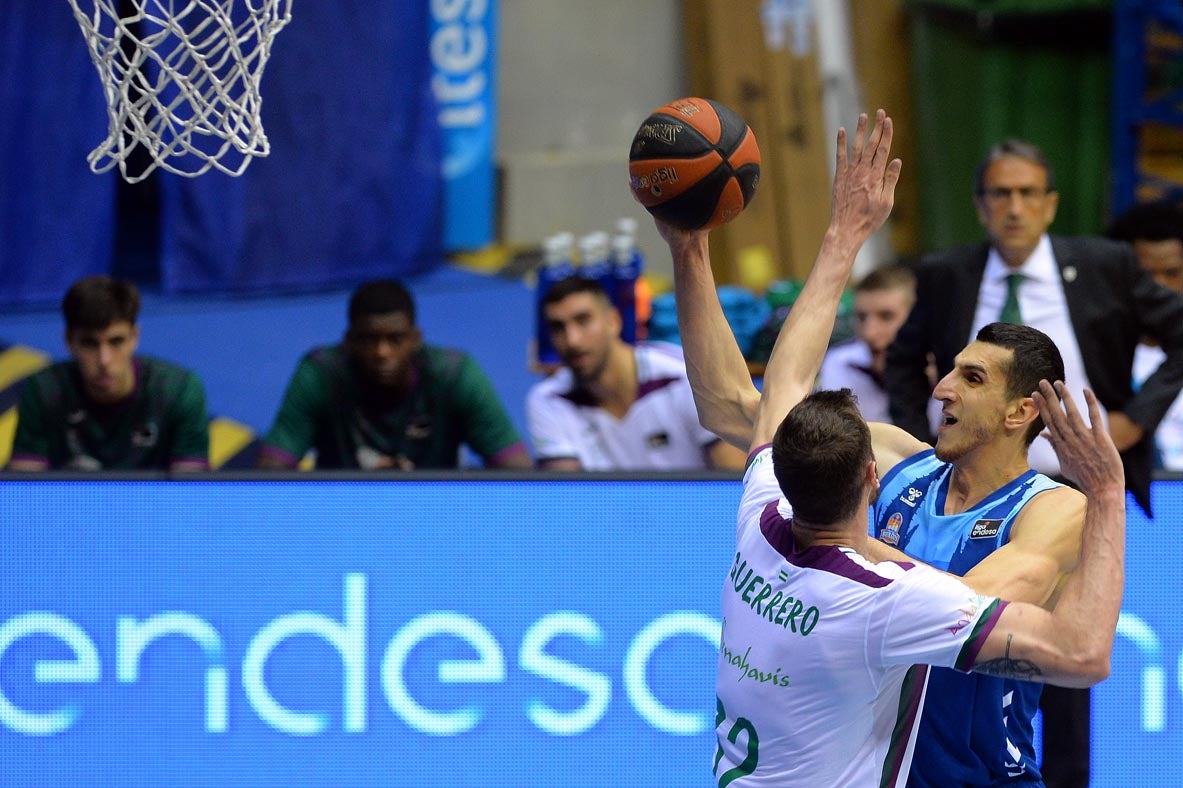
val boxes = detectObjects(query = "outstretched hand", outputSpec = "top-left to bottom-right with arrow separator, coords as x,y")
654,218 -> 708,263
827,109 -> 902,252
1032,380 -> 1125,496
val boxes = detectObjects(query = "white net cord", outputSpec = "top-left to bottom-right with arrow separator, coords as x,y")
66,0 -> 293,183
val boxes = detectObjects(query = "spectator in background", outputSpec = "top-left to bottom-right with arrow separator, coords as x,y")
258,279 -> 530,470
1108,198 -> 1183,469
527,276 -> 745,470
818,263 -> 918,423
885,138 -> 1183,788
7,275 -> 209,471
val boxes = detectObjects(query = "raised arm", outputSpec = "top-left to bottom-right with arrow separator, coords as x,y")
657,110 -> 901,451
656,226 -> 760,449
750,111 -> 901,450
970,383 -> 1125,687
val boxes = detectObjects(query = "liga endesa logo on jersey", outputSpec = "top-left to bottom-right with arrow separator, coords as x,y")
881,512 -> 903,545
970,519 -> 1003,539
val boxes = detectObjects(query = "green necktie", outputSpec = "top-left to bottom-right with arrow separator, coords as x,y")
999,272 -> 1024,324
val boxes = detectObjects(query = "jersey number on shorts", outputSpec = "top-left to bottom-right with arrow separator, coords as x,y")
713,697 -> 759,787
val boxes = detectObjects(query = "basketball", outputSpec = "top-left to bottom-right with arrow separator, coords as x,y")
628,97 -> 760,231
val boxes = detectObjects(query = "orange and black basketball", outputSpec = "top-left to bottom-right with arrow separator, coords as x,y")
628,97 -> 760,231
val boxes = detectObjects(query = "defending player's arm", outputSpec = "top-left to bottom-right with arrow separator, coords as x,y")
750,111 -> 900,451
969,383 -> 1125,687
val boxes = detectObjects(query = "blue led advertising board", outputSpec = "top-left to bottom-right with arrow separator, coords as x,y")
0,478 -> 1180,787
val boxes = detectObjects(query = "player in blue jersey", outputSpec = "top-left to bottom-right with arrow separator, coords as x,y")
864,322 -> 1078,786
658,126 -> 1095,787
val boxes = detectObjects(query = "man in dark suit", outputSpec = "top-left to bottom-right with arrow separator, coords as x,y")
886,139 -> 1183,787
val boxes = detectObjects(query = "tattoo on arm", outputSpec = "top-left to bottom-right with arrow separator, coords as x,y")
973,633 -> 1045,681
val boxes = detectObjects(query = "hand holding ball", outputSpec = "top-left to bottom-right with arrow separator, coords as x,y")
628,97 -> 760,230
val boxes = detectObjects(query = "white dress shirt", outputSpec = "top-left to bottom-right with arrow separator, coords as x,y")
970,234 -> 1107,478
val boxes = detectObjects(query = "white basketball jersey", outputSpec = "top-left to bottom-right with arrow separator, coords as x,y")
713,448 -> 1006,786
527,343 -> 719,469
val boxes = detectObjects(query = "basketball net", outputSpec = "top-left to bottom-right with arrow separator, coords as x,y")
66,0 -> 292,183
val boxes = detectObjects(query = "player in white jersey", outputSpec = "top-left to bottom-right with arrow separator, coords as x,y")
719,423 -> 1007,786
655,110 -> 1126,787
528,275 -> 744,470
529,340 -> 719,469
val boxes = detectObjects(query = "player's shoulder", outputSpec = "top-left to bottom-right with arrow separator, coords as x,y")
134,357 -> 206,413
417,344 -> 478,380
887,561 -> 990,618
527,367 -> 576,403
1013,482 -> 1086,528
802,547 -> 947,601
1050,233 -> 1130,262
303,344 -> 347,372
138,355 -> 197,382
877,442 -> 941,490
17,360 -> 74,411
738,446 -> 782,506
419,343 -> 471,365
839,546 -> 914,582
634,341 -> 690,378
20,359 -> 72,389
1053,236 -> 1144,297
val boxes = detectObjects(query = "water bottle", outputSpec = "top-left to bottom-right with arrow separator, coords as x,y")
578,231 -> 615,296
612,218 -> 643,344
535,232 -> 575,366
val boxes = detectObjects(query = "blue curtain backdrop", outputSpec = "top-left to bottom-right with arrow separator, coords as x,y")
159,0 -> 442,294
0,1 -> 443,306
0,1 -> 115,308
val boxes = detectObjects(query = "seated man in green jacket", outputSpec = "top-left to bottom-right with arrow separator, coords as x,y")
8,275 -> 209,471
258,279 -> 531,470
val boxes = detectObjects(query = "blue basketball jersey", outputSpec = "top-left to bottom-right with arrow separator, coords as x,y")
873,449 -> 1062,787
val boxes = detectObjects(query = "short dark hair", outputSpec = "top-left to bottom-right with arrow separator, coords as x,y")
973,139 -> 1056,196
772,389 -> 873,527
1106,199 -> 1183,244
349,279 -> 415,325
542,275 -> 612,308
855,263 -> 916,295
61,275 -> 140,333
975,322 -> 1065,445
